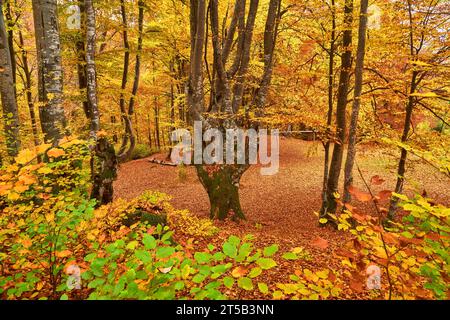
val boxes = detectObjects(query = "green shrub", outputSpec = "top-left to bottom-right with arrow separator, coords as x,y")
131,144 -> 154,160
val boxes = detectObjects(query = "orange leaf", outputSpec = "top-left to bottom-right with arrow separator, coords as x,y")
349,279 -> 364,292
377,190 -> 392,201
231,266 -> 248,278
311,236 -> 328,249
370,175 -> 385,185
55,250 -> 72,258
348,185 -> 372,202
47,148 -> 66,158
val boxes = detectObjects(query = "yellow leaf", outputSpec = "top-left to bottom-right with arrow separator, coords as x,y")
37,167 -> 53,174
7,192 -> 20,201
292,247 -> 304,254
45,212 -> 55,222
35,143 -> 52,154
319,218 -> 328,224
55,250 -> 72,258
316,270 -> 329,279
15,149 -> 36,165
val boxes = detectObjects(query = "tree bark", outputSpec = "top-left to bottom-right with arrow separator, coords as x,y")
17,27 -> 40,150
196,164 -> 248,220
31,0 -> 66,144
117,0 -> 144,162
85,0 -> 100,136
117,0 -> 130,155
76,0 -> 90,119
321,0 -> 336,220
320,0 -> 354,219
343,0 -> 369,204
0,0 -> 21,157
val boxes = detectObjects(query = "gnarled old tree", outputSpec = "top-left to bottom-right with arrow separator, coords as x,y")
187,0 -> 282,220
32,0 -> 66,144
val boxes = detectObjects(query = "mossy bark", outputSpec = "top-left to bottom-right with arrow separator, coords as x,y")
196,164 -> 248,221
91,137 -> 118,206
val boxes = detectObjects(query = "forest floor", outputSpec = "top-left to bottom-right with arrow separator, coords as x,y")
114,138 -> 449,299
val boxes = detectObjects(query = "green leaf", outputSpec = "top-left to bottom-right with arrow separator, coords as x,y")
156,247 -> 175,259
263,244 -> 279,257
142,234 -> 156,250
174,281 -> 185,290
256,258 -> 277,270
222,242 -> 237,258
194,252 -> 211,264
223,276 -> 234,289
88,278 -> 105,289
60,294 -> 69,300
135,250 -> 152,264
192,273 -> 207,284
126,240 -> 139,250
282,252 -> 298,260
248,267 -> 262,278
237,277 -> 253,291
258,282 -> 269,294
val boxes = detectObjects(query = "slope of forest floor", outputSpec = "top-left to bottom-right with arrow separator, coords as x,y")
114,138 -> 449,299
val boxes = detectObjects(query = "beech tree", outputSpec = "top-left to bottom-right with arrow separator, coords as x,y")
0,0 -> 20,157
343,0 -> 369,204
31,0 -> 66,144
187,0 -> 282,220
320,0 -> 353,220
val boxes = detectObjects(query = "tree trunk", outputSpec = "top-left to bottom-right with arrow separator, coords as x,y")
17,28 -> 40,150
0,0 -> 21,157
196,164 -> 248,220
5,0 -> 15,93
32,0 -> 66,144
321,0 -> 336,217
76,0 -> 90,119
85,0 -> 99,136
388,70 -> 419,217
117,0 -> 130,155
388,1 -> 422,219
343,0 -> 369,204
91,137 -> 118,206
187,0 -> 282,221
320,0 -> 354,219
117,0 -> 144,162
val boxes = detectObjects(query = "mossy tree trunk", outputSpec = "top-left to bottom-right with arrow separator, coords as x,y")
91,137 -> 118,206
196,164 -> 248,221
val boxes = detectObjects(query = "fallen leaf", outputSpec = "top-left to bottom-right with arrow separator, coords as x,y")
370,175 -> 385,185
311,236 -> 328,249
231,266 -> 248,278
377,190 -> 392,201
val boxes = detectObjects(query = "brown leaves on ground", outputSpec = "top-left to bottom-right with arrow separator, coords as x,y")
114,139 -> 450,300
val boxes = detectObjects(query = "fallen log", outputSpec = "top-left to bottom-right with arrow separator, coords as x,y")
148,158 -> 178,166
